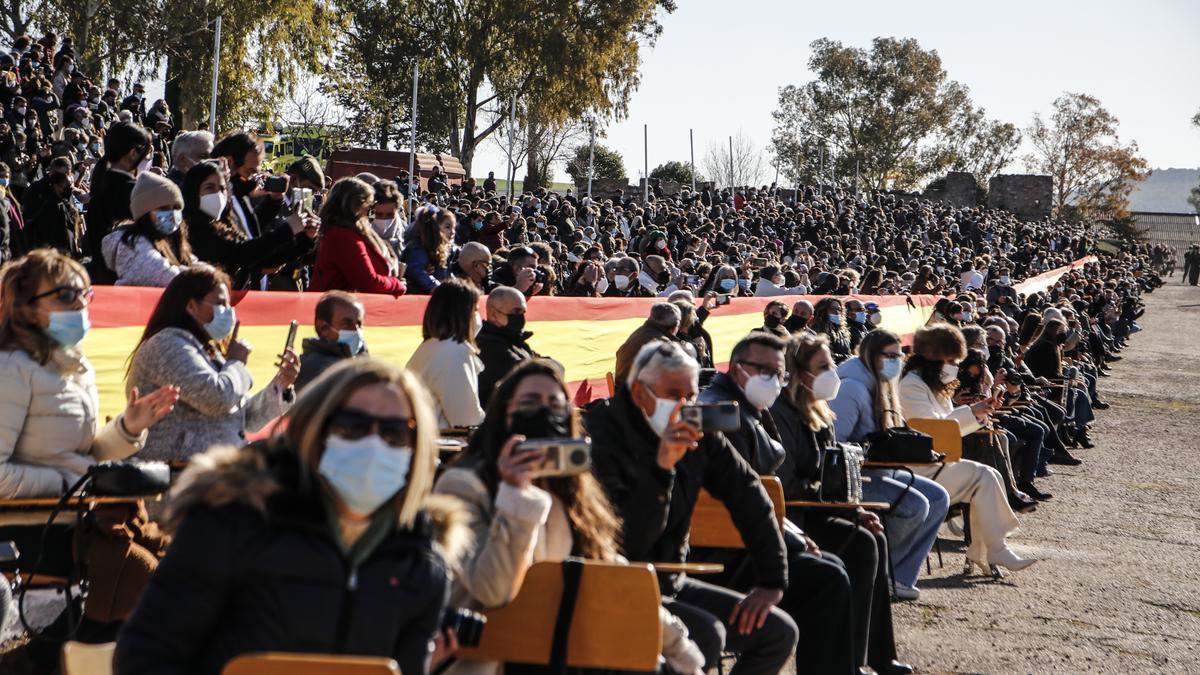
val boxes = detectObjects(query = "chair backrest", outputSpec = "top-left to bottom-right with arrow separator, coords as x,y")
908,418 -> 962,462
222,653 -> 399,675
689,476 -> 785,549
606,372 -> 616,397
61,641 -> 115,675
456,560 -> 661,671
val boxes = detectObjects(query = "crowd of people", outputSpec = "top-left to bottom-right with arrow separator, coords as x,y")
0,37 -> 1169,675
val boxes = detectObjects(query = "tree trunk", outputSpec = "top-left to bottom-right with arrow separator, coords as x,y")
525,117 -> 542,189
163,54 -> 186,127
458,69 -> 483,177
377,115 -> 389,150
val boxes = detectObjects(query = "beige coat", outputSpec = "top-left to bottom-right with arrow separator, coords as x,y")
433,467 -> 703,675
0,347 -> 145,498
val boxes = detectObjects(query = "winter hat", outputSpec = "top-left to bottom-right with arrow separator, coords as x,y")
130,170 -> 183,221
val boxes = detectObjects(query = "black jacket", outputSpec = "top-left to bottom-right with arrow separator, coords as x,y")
699,372 -> 786,475
114,442 -> 464,675
475,321 -> 537,406
84,168 -> 135,264
584,385 -> 787,595
769,395 -> 834,502
295,337 -> 366,391
1023,340 -> 1062,380
185,211 -> 312,290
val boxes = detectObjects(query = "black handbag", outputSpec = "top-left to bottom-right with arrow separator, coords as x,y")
88,461 -> 171,496
865,426 -> 943,463
817,443 -> 864,503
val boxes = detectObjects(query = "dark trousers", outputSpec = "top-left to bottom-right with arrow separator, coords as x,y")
997,415 -> 1045,484
666,577 -> 798,675
800,513 -> 898,671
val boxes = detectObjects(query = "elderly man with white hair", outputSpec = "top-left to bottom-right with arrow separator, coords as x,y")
166,130 -> 214,185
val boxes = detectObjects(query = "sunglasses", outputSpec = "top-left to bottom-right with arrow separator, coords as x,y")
327,408 -> 416,448
29,285 -> 93,306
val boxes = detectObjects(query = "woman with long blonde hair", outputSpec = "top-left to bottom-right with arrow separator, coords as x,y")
311,177 -> 407,296
401,204 -> 456,294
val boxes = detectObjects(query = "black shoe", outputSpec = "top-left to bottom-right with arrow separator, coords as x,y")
1009,495 -> 1038,513
1050,450 -> 1083,465
1105,355 -> 1123,362
1092,400 -> 1111,410
1019,481 -> 1054,501
872,661 -> 915,675
1075,429 -> 1095,449
1098,370 -> 1111,378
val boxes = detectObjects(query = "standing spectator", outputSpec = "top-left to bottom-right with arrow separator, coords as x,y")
85,122 -> 151,275
125,265 -> 299,462
482,171 -> 496,193
405,278 -> 485,429
470,209 -> 506,252
450,241 -> 493,292
401,205 -> 455,294
120,81 -> 147,124
101,171 -> 196,286
311,177 -> 406,296
368,179 -> 403,256
295,290 -> 368,391
476,286 -> 539,406
166,130 -> 213,185
115,358 -> 467,675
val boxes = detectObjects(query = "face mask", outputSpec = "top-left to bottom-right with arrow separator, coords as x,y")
718,278 -> 736,292
644,391 -> 677,437
319,434 -> 412,515
961,311 -> 973,322
869,311 -> 882,325
852,311 -> 867,324
737,278 -> 751,291
656,239 -> 667,250
337,328 -> 364,355
742,371 -> 783,410
807,368 -> 841,401
199,191 -> 227,220
784,315 -> 808,333
614,274 -> 631,290
472,220 -> 484,231
999,276 -> 1011,286
504,311 -> 526,334
153,208 -> 182,235
764,314 -> 782,329
509,405 -> 570,440
940,363 -> 959,384
45,309 -> 90,347
878,356 -> 904,381
0,178 -> 9,187
827,313 -> 842,326
14,106 -> 24,116
136,153 -> 152,175
204,303 -> 236,341
472,310 -> 482,337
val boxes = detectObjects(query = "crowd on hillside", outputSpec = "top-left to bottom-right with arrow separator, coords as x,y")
0,32 -> 1169,675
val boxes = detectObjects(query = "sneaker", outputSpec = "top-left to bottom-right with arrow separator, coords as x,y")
893,583 -> 920,601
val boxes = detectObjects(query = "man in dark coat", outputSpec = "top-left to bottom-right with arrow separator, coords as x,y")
295,291 -> 367,391
1184,244 -> 1200,286
476,286 -> 539,406
613,302 -> 679,385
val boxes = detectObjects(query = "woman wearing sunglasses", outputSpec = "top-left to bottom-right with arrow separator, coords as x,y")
116,358 -> 468,675
125,264 -> 299,462
434,359 -> 705,675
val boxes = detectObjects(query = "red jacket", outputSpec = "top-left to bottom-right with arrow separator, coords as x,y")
311,226 -> 407,296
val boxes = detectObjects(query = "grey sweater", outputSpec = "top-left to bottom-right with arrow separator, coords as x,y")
126,327 -> 290,461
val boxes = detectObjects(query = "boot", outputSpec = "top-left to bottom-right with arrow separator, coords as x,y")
1075,427 -> 1095,449
1049,448 -> 1083,465
1019,481 -> 1053,501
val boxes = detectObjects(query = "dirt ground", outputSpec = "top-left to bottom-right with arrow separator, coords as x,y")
890,280 -> 1200,674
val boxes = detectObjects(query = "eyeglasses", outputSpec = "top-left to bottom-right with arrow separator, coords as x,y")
737,360 -> 789,385
327,408 -> 416,448
29,285 -> 93,306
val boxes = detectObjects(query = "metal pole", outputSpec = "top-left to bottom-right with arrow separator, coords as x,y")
208,15 -> 221,132
728,135 -> 734,192
643,123 -> 648,203
407,62 -> 418,217
818,144 -> 824,188
587,117 -> 595,198
506,96 -> 516,200
689,128 -> 695,192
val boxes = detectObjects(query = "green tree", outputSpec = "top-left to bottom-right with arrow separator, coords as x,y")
1190,110 -> 1200,214
1025,92 -> 1149,223
771,37 -> 1016,190
650,160 -> 701,185
565,143 -> 626,185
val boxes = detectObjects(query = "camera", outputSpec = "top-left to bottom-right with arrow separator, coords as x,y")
680,402 -> 741,433
533,267 -> 549,284
441,607 -> 486,648
515,438 -> 592,478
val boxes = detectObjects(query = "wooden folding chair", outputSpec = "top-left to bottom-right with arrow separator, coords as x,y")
61,641 -> 115,675
688,476 -> 785,549
222,653 -> 399,675
457,560 -> 662,671
905,418 -> 969,568
606,372 -> 616,398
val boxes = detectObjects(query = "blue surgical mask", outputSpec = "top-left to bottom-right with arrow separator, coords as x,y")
962,311 -> 973,322
472,220 -> 484,231
337,328 -> 364,355
45,309 -> 90,348
153,209 -> 182,235
0,178 -> 9,187
737,278 -> 751,291
204,303 -> 236,341
853,311 -> 867,324
319,434 -> 412,515
828,313 -> 842,326
879,356 -> 903,381
718,278 -> 736,292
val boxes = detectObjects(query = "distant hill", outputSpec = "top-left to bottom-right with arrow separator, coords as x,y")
1129,167 -> 1199,214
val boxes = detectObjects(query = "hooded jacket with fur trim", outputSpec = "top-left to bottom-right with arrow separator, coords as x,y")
114,441 -> 470,675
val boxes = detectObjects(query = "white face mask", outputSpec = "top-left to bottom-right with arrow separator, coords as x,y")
644,390 -> 677,437
318,434 -> 412,515
868,311 -> 882,325
472,310 -> 482,337
614,274 -> 631,290
940,363 -> 959,384
807,368 -> 841,401
742,370 -> 783,410
199,191 -> 227,220
136,154 -> 152,175
371,216 -> 395,236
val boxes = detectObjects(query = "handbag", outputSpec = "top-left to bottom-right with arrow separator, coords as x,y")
865,426 -> 943,463
817,442 -> 865,503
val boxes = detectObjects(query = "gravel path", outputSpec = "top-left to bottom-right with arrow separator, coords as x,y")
892,281 -> 1200,673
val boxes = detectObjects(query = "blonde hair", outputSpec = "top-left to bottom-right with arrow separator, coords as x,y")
783,334 -> 835,431
856,329 -> 904,430
0,249 -> 89,365
278,358 -> 438,529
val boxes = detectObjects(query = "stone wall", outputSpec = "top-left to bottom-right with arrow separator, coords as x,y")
921,171 -> 980,207
988,174 -> 1053,221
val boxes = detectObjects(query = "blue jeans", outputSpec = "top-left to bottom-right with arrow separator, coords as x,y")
861,468 -> 950,588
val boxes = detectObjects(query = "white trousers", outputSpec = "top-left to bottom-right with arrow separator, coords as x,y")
914,459 -> 1020,561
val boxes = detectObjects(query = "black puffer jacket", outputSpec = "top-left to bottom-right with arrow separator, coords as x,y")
475,321 -> 537,406
585,385 -> 787,596
114,442 -> 468,675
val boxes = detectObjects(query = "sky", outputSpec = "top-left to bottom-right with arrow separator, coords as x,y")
471,0 -> 1200,183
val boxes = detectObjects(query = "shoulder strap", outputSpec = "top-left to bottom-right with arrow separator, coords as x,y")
548,557 -> 585,674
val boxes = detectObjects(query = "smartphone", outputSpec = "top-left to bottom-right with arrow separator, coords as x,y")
751,257 -> 769,267
301,188 -> 314,214
680,402 -> 741,433
0,540 -> 18,562
263,175 -> 288,193
716,294 -> 733,306
686,275 -> 699,286
285,320 -> 299,352
515,438 -> 592,478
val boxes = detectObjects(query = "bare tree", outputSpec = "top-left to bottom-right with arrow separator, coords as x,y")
490,103 -> 589,189
703,130 -> 767,189
279,78 -> 351,151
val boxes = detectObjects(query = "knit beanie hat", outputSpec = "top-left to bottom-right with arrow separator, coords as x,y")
130,170 -> 183,222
